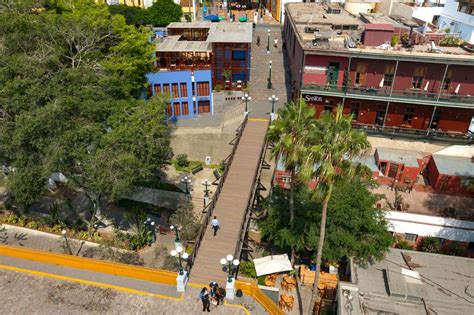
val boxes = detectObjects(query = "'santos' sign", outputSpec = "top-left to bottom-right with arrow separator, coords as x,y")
304,95 -> 323,103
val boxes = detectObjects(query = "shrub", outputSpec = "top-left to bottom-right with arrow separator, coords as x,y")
418,236 -> 441,253
26,220 -> 41,230
239,261 -> 257,278
176,154 -> 189,168
440,36 -> 462,47
390,35 -> 399,47
442,242 -> 463,256
394,239 -> 412,250
257,275 -> 266,286
214,84 -> 223,92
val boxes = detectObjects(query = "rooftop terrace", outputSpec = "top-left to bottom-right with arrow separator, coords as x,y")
286,3 -> 474,61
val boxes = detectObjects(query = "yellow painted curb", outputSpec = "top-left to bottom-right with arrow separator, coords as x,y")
249,118 -> 270,122
0,264 -> 184,301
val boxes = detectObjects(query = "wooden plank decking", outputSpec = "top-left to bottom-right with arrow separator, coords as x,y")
189,119 -> 269,285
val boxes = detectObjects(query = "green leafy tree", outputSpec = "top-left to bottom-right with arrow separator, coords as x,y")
304,106 -> 371,312
146,0 -> 182,27
169,202 -> 201,241
260,179 -> 392,265
266,98 -> 315,264
108,4 -> 148,27
0,2 -> 171,223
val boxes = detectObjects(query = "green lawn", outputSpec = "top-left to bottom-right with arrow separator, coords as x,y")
172,160 -> 204,173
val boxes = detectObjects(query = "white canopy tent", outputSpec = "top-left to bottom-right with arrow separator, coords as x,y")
253,254 -> 293,277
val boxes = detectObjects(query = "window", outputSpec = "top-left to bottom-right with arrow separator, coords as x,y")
383,64 -> 395,87
404,233 -> 418,241
324,106 -> 333,113
411,67 -> 426,89
154,84 -> 162,94
162,84 -> 170,96
182,102 -> 189,116
468,242 -> 474,250
403,107 -> 415,125
232,50 -> 246,60
196,82 -> 209,96
354,64 -> 368,86
350,102 -> 360,120
180,83 -> 188,97
166,104 -> 172,117
442,69 -> 454,91
173,103 -> 181,116
172,83 -> 179,97
232,73 -> 246,82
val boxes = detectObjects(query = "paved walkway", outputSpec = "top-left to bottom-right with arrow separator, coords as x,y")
0,257 -> 261,314
248,25 -> 289,118
190,119 -> 269,284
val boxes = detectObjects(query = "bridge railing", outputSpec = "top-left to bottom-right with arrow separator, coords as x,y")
186,115 -> 249,273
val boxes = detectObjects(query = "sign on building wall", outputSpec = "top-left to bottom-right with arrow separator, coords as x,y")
303,94 -> 323,103
304,66 -> 327,74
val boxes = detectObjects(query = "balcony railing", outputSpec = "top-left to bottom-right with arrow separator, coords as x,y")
302,84 -> 474,105
352,123 -> 473,143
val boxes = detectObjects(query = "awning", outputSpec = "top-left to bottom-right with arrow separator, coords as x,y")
253,254 -> 293,277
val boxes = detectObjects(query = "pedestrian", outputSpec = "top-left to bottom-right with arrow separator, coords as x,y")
274,38 -> 278,48
215,287 -> 225,306
257,35 -> 261,46
199,287 -> 211,312
209,281 -> 218,298
211,216 -> 220,236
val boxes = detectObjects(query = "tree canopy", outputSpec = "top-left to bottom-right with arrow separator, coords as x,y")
259,179 -> 393,264
108,0 -> 183,27
0,2 -> 172,209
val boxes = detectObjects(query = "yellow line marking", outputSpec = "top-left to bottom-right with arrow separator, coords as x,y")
249,118 -> 269,122
0,264 -> 184,301
224,301 -> 252,315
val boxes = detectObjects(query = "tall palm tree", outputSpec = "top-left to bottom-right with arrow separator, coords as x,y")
305,106 -> 371,313
266,98 -> 316,264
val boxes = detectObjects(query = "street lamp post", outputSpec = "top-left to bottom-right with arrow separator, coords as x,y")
170,246 -> 189,276
144,217 -> 156,244
267,29 -> 271,53
267,60 -> 272,89
61,229 -> 73,255
181,176 -> 192,200
220,254 -> 240,300
170,225 -> 181,249
241,93 -> 251,115
170,245 -> 189,292
202,178 -> 210,206
268,95 -> 278,121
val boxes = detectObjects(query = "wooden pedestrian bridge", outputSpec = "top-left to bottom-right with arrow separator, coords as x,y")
188,116 -> 270,284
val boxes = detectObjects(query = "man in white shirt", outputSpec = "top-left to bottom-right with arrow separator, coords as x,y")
211,216 -> 220,236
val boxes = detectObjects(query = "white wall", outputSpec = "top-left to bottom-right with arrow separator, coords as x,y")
386,211 -> 474,242
412,6 -> 444,23
438,0 -> 474,43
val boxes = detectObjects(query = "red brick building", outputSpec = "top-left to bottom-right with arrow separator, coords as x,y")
284,3 -> 474,140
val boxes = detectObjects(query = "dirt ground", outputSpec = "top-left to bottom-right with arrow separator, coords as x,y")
0,268 -> 251,314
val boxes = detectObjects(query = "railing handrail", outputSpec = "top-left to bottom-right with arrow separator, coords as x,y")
301,83 -> 474,103
186,115 -> 249,273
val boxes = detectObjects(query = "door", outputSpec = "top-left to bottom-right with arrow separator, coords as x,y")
388,163 -> 398,178
198,100 -> 211,114
375,110 -> 385,126
326,62 -> 340,87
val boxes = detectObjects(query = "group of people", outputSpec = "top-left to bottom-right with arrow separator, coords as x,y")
199,281 -> 225,312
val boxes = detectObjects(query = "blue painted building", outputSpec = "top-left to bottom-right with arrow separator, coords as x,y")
147,70 -> 213,119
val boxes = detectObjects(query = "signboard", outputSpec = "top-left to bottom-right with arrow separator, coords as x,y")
304,95 -> 323,103
304,66 -> 327,74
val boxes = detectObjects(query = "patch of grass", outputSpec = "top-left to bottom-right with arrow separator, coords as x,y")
172,159 -> 204,173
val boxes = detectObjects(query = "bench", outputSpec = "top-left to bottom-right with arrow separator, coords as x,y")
191,164 -> 203,174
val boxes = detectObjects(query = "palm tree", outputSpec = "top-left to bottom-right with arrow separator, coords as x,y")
304,106 -> 371,313
266,98 -> 315,264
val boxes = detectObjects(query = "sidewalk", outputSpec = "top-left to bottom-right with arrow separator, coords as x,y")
0,257 -> 253,314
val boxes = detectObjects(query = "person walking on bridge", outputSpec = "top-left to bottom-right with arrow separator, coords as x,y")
211,216 -> 220,236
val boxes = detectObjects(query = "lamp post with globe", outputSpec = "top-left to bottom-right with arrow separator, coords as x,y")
220,254 -> 240,300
